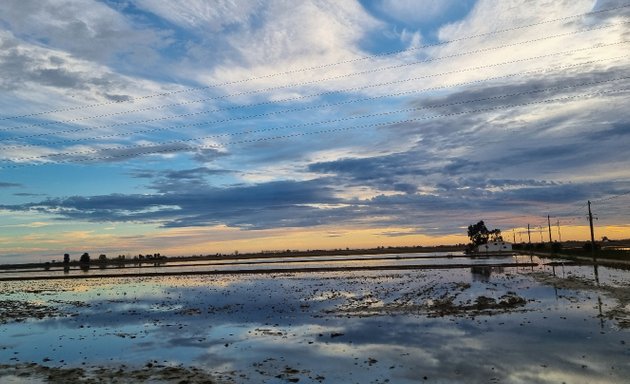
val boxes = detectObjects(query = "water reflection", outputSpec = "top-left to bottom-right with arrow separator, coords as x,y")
0,252 -> 531,281
0,259 -> 628,384
470,265 -> 504,282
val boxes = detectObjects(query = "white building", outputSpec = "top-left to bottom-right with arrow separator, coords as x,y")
477,241 -> 513,253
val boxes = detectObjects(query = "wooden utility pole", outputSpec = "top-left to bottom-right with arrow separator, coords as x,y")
547,215 -> 553,243
588,200 -> 596,256
527,224 -> 531,244
556,219 -> 562,242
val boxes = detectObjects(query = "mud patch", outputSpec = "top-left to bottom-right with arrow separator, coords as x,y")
0,300 -> 63,324
426,292 -> 527,317
251,358 -> 324,383
530,272 -> 630,328
324,281 -> 529,318
0,362 -> 225,383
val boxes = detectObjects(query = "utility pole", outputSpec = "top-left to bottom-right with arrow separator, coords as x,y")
547,215 -> 553,244
527,224 -> 531,244
588,200 -> 596,256
512,229 -> 516,243
556,219 -> 562,242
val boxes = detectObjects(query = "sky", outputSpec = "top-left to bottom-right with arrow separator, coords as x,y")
0,0 -> 629,262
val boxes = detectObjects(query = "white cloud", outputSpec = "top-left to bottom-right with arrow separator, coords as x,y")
0,0 -> 168,64
134,0 -> 264,31
437,0 -> 596,41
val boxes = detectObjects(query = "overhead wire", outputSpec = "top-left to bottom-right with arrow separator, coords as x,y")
591,189 -> 630,203
1,74 -> 628,150
1,10 -> 627,231
1,7 -> 629,245
3,43 -> 628,134
2,86 -> 628,167
3,60 -> 628,148
2,4 -> 629,121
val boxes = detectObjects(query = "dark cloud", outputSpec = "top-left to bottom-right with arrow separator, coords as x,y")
0,0 -> 170,64
2,173 -> 625,235
163,167 -> 231,180
408,66 -> 630,116
0,179 -> 342,229
130,167 -> 232,181
13,192 -> 45,197
103,93 -> 133,102
148,168 -> 233,194
586,122 -> 630,141
32,67 -> 83,89
192,148 -> 228,163
308,152 -> 431,193
44,144 -> 224,164
0,182 -> 22,188
0,32 -> 132,98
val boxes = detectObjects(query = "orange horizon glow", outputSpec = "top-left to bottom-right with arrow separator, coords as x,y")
1,223 -> 628,262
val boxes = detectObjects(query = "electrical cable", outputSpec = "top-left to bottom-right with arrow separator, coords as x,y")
0,4 -> 630,121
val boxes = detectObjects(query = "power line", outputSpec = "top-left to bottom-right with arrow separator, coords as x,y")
592,190 -> 630,203
2,5 -> 628,122
4,45 -> 628,134
9,88 -> 630,161
3,74 -> 627,150
2,87 -> 627,167
501,188 -> 630,234
553,190 -> 630,222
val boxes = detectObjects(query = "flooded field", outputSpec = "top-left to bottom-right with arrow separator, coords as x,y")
1,253 -> 629,383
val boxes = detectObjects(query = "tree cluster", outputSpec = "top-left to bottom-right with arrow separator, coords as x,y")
467,220 -> 502,248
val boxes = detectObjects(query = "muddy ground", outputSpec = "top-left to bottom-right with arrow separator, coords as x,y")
1,263 -> 629,383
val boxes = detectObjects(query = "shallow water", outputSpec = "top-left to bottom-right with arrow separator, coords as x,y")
0,251 -> 520,280
1,254 -> 629,383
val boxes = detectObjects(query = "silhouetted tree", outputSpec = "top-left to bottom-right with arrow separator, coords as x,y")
63,253 -> 70,264
80,252 -> 90,264
467,220 -> 502,247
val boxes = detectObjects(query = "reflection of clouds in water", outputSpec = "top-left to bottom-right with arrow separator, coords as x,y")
1,265 -> 629,383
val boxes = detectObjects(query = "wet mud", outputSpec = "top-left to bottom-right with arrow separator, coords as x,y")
1,256 -> 629,383
0,363 -> 222,383
530,271 -> 630,328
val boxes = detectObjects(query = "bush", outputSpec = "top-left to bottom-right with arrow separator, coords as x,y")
582,242 -> 601,252
551,242 -> 563,253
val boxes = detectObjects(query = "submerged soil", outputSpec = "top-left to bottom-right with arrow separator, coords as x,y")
0,363 -> 223,384
530,271 -> 630,328
1,257 -> 629,383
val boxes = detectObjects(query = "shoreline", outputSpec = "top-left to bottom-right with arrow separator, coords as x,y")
0,262 -> 535,282
0,245 -> 465,270
529,251 -> 630,269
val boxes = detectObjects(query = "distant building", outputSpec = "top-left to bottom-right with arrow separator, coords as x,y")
477,241 -> 512,253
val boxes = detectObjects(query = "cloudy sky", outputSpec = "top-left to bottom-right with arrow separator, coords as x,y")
1,0 -> 629,262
